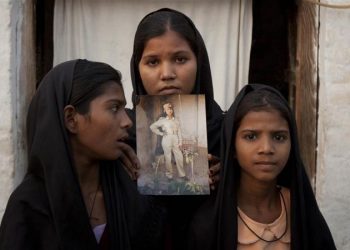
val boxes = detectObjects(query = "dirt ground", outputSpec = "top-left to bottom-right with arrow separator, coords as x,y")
137,147 -> 210,195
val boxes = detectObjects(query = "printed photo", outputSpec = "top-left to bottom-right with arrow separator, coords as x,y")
136,94 -> 210,195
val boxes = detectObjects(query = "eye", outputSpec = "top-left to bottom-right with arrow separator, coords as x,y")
273,133 -> 288,142
175,57 -> 187,64
111,105 -> 120,112
243,133 -> 257,141
146,58 -> 159,67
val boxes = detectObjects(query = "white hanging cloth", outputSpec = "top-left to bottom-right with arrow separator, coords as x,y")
54,0 -> 252,110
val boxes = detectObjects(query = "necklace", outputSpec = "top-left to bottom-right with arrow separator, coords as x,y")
88,184 -> 100,221
237,188 -> 288,243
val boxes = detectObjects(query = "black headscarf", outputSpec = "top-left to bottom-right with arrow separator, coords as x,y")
125,9 -> 226,250
128,8 -> 224,157
189,84 -> 336,250
0,60 -> 162,250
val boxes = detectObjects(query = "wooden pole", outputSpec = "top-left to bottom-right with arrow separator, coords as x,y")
295,1 -> 318,186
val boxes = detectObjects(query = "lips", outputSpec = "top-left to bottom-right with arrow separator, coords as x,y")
255,161 -> 276,165
159,87 -> 181,95
254,161 -> 277,170
118,134 -> 129,142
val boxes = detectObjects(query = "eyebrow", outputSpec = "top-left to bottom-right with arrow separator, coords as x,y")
239,129 -> 289,133
142,50 -> 192,58
105,99 -> 127,106
141,54 -> 158,59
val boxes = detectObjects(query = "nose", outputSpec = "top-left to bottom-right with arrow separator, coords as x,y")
160,62 -> 176,81
121,109 -> 133,129
258,136 -> 275,154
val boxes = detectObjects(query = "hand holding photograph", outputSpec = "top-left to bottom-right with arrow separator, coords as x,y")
136,94 -> 210,195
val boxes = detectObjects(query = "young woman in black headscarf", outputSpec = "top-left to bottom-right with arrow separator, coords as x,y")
0,59 -> 163,250
189,84 -> 336,250
125,8 -> 225,250
128,8 -> 223,158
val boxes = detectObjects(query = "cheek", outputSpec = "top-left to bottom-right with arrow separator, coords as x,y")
98,124 -> 119,155
234,141 -> 250,164
178,62 -> 197,94
139,69 -> 157,94
143,83 -> 156,95
185,63 -> 197,93
89,118 -> 116,142
281,143 -> 291,164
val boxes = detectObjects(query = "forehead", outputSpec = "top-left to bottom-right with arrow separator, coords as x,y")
93,82 -> 125,102
238,110 -> 289,130
143,30 -> 193,55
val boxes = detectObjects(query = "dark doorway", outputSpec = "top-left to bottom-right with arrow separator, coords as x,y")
249,0 -> 297,101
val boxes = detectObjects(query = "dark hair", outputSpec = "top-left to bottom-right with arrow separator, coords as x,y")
131,8 -> 215,118
233,88 -> 293,186
233,89 -> 292,134
133,9 -> 198,65
69,59 -> 122,114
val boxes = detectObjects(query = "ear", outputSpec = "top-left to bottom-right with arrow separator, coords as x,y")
64,105 -> 78,134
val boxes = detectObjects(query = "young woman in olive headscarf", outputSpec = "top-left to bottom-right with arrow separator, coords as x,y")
189,84 -> 336,250
0,59 -> 163,250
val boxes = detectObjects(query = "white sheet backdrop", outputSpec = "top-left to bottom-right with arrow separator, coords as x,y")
53,0 -> 252,110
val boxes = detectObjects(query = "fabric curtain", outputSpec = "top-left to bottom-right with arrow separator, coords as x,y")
54,0 -> 252,110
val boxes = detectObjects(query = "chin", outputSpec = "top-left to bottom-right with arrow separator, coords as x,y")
257,175 -> 279,183
100,152 -> 121,161
114,151 -> 123,160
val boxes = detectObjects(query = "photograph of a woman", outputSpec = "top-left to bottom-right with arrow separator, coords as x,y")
136,94 -> 209,195
150,102 -> 186,180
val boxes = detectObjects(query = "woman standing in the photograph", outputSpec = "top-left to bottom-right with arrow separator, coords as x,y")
150,102 -> 186,180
